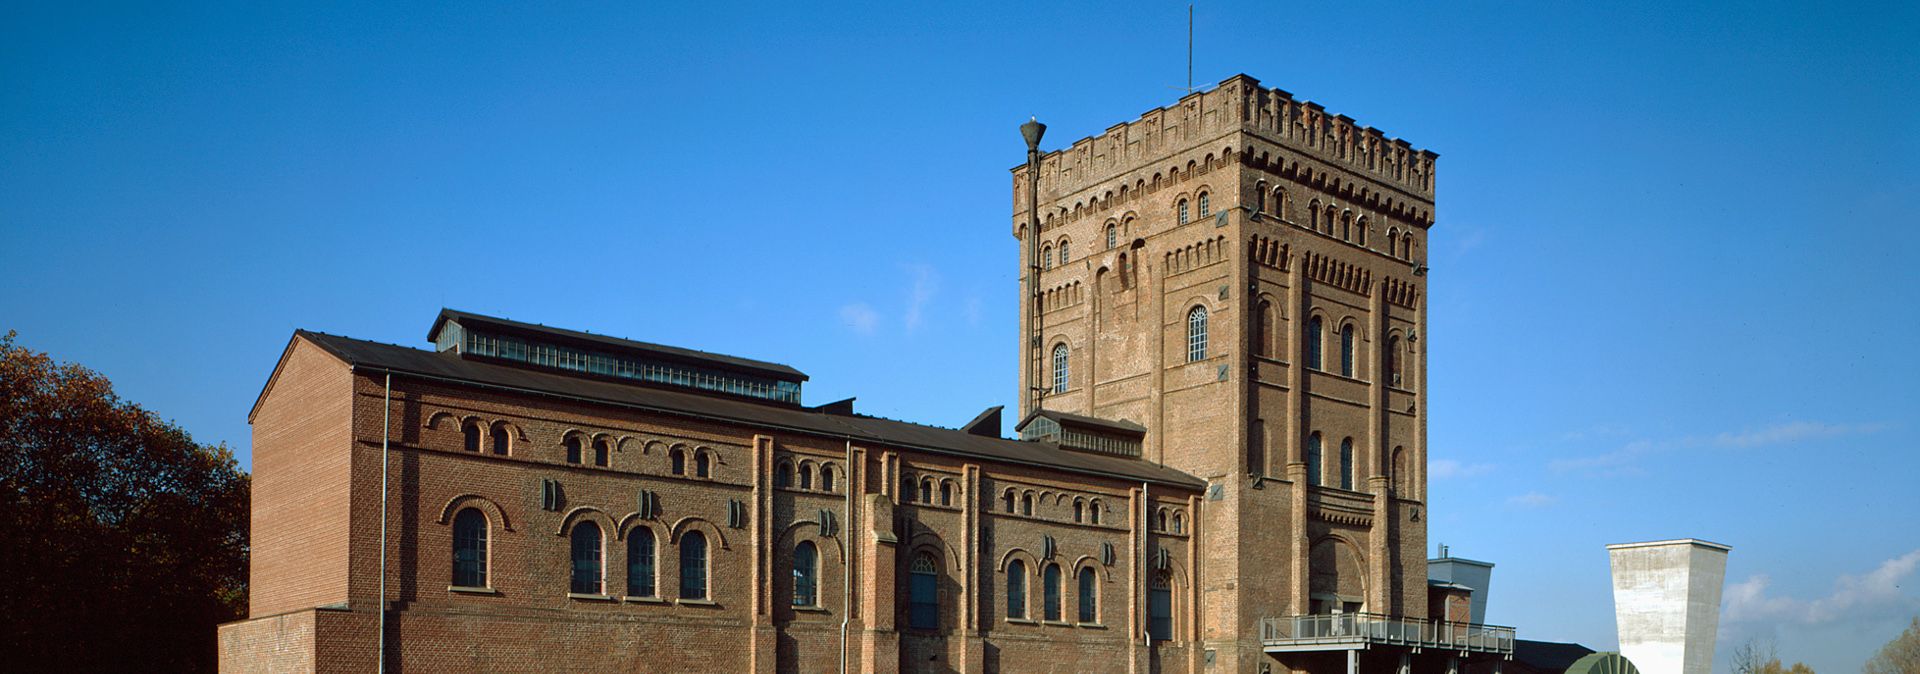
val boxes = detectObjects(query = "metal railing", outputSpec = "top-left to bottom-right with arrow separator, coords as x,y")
1258,613 -> 1515,655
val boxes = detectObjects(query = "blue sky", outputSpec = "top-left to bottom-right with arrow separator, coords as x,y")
3,1 -> 1915,670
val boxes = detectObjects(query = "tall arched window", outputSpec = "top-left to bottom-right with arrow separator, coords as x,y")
1387,335 -> 1402,386
1178,199 -> 1191,225
1356,216 -> 1369,246
669,448 -> 686,475
1002,490 -> 1016,513
1275,188 -> 1288,220
1077,567 -> 1098,623
1172,512 -> 1185,535
1042,245 -> 1053,270
462,422 -> 481,453
1072,499 -> 1084,523
1340,324 -> 1356,377
908,553 -> 939,630
490,422 -> 511,455
1339,438 -> 1355,490
1340,212 -> 1352,241
1255,183 -> 1267,213
1255,300 -> 1275,358
793,541 -> 818,607
628,527 -> 657,597
1157,509 -> 1169,532
1106,223 -> 1118,249
1043,564 -> 1063,622
452,508 -> 487,588
1021,493 -> 1033,516
1148,573 -> 1173,641
1187,306 -> 1209,362
1309,199 -> 1321,230
694,450 -> 711,478
1307,432 -> 1324,486
799,462 -> 814,490
1387,227 -> 1401,257
919,479 -> 934,504
1007,559 -> 1028,620
565,436 -> 583,464
1402,233 -> 1414,260
1307,316 -> 1324,370
821,464 -> 836,492
775,461 -> 793,488
680,531 -> 709,600
939,481 -> 954,507
1197,192 -> 1211,217
592,438 -> 610,467
1088,500 -> 1101,525
1058,239 -> 1069,263
570,521 -> 603,595
1051,343 -> 1070,393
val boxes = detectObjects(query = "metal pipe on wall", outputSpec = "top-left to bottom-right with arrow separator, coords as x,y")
377,373 -> 391,673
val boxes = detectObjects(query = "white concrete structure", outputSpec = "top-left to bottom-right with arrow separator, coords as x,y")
1429,544 -> 1496,623
1607,539 -> 1732,674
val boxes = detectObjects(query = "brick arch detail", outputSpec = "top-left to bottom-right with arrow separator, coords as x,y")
554,506 -> 618,536
773,520 -> 847,563
669,516 -> 730,550
437,493 -> 512,532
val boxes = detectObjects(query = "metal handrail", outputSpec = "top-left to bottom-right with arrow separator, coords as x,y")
1258,613 -> 1515,654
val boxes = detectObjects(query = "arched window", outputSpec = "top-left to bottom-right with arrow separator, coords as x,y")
1172,512 -> 1185,535
799,462 -> 814,490
1402,233 -> 1414,260
570,521 -> 603,595
1072,499 -> 1084,523
1021,492 -> 1033,516
908,553 -> 939,630
1275,188 -> 1288,220
1148,573 -> 1173,641
565,436 -> 583,464
775,460 -> 793,488
1106,224 -> 1117,250
452,508 -> 487,588
1156,509 -> 1169,532
939,481 -> 954,507
821,464 -> 836,492
1187,306 -> 1209,362
1177,199 -> 1190,225
919,479 -> 934,505
1088,500 -> 1101,525
462,422 -> 481,453
1340,438 -> 1355,490
1307,316 -> 1324,370
1042,245 -> 1053,270
1387,335 -> 1402,386
1043,563 -> 1063,622
1340,324 -> 1356,377
1387,227 -> 1400,257
1077,567 -> 1098,623
1255,300 -> 1275,358
1007,559 -> 1028,620
490,422 -> 511,455
1002,490 -> 1016,513
628,527 -> 656,597
1307,432 -> 1324,487
1309,199 -> 1321,230
1058,239 -> 1070,264
1197,192 -> 1211,217
592,438 -> 610,467
793,541 -> 818,607
1051,343 -> 1070,393
1340,211 -> 1352,241
669,448 -> 686,475
1325,205 -> 1337,234
694,450 -> 711,478
1255,183 -> 1267,213
903,475 -> 917,502
1356,216 -> 1369,246
680,531 -> 709,600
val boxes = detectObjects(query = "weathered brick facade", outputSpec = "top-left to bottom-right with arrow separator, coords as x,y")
222,74 -> 1488,673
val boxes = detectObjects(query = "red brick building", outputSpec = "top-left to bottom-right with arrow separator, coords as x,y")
219,75 -> 1517,673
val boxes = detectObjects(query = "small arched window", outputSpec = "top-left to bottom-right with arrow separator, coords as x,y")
1051,343 -> 1070,394
1043,563 -> 1063,622
1088,500 -> 1101,525
1255,300 -> 1275,358
1156,509 -> 1169,532
1340,211 -> 1352,241
1274,188 -> 1288,219
1021,493 -> 1033,516
490,422 -> 511,455
592,438 -> 610,467
680,531 -> 709,600
1148,573 -> 1173,641
1002,490 -> 1016,513
1340,438 -> 1355,491
1387,335 -> 1402,386
1309,199 -> 1321,230
1172,512 -> 1185,535
920,479 -> 934,505
694,450 -> 711,478
1402,233 -> 1414,260
565,436 -> 584,464
799,462 -> 814,490
1007,559 -> 1028,620
1387,227 -> 1401,257
1307,433 -> 1324,487
1042,245 -> 1054,270
1187,306 -> 1209,362
793,541 -> 818,607
1058,239 -> 1070,264
1356,216 -> 1369,246
1177,199 -> 1190,225
821,464 -> 836,492
1197,192 -> 1210,217
908,554 -> 939,630
1072,499 -> 1084,523
570,521 -> 603,595
1340,324 -> 1356,377
462,422 -> 482,453
1106,224 -> 1117,249
1255,183 -> 1267,213
628,527 -> 656,597
1307,316 -> 1324,370
452,508 -> 488,588
1077,567 -> 1098,623
669,448 -> 686,475
775,460 -> 793,488
939,481 -> 954,507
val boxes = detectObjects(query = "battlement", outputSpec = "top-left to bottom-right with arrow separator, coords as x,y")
1013,74 -> 1437,213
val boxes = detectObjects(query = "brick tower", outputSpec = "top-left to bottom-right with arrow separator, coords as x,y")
1013,74 -> 1471,672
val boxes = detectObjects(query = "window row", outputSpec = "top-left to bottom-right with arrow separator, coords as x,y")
561,434 -> 717,479
1152,507 -> 1187,535
1040,237 -> 1072,271
904,474 -> 962,506
774,458 -> 840,492
1249,306 -> 1412,387
1004,560 -> 1099,624
998,488 -> 1105,525
1303,432 -> 1357,491
1175,190 -> 1213,226
450,509 -> 714,601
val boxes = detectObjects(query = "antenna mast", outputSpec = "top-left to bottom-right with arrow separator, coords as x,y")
1187,4 -> 1194,93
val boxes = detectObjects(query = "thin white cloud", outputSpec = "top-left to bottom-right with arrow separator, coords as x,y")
902,264 -> 938,332
1551,422 -> 1884,476
839,303 -> 879,335
1507,491 -> 1557,509
1710,421 -> 1885,449
1431,459 -> 1497,479
1724,549 -> 1920,626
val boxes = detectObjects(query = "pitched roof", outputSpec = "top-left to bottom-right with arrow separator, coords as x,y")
427,308 -> 808,381
1513,640 -> 1597,672
1015,408 -> 1149,435
296,331 -> 1203,489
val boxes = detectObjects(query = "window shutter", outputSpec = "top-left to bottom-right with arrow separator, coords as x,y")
540,479 -> 562,512
1043,535 -> 1057,560
637,489 -> 656,520
1155,546 -> 1170,571
1101,541 -> 1116,566
818,509 -> 838,537
727,499 -> 746,529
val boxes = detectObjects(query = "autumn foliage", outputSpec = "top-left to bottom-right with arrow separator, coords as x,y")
0,330 -> 250,672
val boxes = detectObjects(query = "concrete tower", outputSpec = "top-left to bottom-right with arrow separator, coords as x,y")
1607,539 -> 1732,674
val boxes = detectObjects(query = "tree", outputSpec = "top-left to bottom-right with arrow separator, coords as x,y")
1729,638 -> 1816,674
0,330 -> 250,672
1867,617 -> 1920,674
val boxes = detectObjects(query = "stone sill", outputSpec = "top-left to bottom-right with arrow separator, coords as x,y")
792,605 -> 830,613
1006,618 -> 1039,625
677,598 -> 720,607
1078,622 -> 1107,629
621,596 -> 667,604
567,593 -> 614,601
447,585 -> 498,595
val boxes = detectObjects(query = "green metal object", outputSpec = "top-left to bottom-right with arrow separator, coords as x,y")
1565,652 -> 1640,674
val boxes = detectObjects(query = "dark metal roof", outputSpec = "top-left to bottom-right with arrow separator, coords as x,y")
426,308 -> 808,382
1015,408 -> 1149,435
1514,641 -> 1598,673
297,331 -> 1202,489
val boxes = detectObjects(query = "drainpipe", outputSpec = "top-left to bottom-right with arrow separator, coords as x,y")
1140,481 -> 1150,649
378,373 -> 391,673
840,439 -> 853,674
